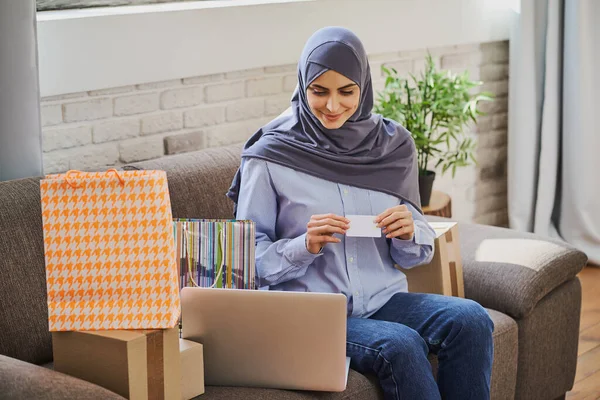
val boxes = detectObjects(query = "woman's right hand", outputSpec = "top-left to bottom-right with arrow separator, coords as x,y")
306,213 -> 350,254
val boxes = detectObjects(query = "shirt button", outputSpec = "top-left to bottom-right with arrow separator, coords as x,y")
349,257 -> 354,262
354,291 -> 359,296
343,189 -> 348,195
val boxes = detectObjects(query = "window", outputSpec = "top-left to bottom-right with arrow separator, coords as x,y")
36,0 -> 212,12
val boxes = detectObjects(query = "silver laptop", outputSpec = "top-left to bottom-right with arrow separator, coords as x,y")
181,287 -> 349,392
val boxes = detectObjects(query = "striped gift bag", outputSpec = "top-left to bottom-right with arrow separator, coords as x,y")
173,219 -> 256,290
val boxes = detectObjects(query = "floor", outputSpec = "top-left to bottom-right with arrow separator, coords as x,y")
566,266 -> 600,399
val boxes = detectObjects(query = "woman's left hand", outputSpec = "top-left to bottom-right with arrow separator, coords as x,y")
375,204 -> 414,240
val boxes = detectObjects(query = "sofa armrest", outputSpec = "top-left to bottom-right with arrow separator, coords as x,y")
0,355 -> 125,400
427,217 -> 588,319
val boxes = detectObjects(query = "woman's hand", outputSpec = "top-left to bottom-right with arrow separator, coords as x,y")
375,204 -> 415,240
306,213 -> 350,254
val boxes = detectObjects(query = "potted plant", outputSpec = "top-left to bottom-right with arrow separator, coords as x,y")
374,53 -> 493,207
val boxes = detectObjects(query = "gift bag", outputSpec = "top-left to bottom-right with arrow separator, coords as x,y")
173,219 -> 256,290
40,169 -> 180,331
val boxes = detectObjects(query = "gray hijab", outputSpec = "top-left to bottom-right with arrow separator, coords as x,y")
227,26 -> 421,214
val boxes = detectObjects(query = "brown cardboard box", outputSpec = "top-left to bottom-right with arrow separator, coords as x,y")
399,222 -> 465,297
52,327 -> 181,400
180,339 -> 205,399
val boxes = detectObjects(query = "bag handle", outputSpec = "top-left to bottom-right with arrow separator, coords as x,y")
65,168 -> 125,189
184,225 -> 226,289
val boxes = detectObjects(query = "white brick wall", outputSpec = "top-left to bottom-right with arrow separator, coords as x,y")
184,106 -> 226,128
89,85 -> 136,96
182,73 -> 224,85
165,131 -> 206,155
43,125 -> 92,152
93,119 -> 140,143
142,111 -> 183,135
160,87 -> 204,110
226,99 -> 265,122
205,117 -> 273,148
114,93 -> 159,116
41,104 -> 63,127
119,136 -> 164,163
63,98 -> 113,122
40,40 -> 509,226
283,75 -> 297,92
246,77 -> 283,97
204,82 -> 245,103
265,94 -> 292,116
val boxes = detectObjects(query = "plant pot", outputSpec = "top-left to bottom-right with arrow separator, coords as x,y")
418,170 -> 436,207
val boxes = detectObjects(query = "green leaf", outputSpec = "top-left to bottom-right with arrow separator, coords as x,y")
374,54 -> 487,179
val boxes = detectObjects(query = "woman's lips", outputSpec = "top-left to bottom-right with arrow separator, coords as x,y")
322,112 -> 343,122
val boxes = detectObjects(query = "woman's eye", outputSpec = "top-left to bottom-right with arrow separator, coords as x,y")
312,90 -> 327,96
340,90 -> 354,96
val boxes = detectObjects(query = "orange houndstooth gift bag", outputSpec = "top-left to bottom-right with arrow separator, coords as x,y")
40,169 -> 180,332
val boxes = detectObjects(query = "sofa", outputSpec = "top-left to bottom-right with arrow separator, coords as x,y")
0,143 -> 587,399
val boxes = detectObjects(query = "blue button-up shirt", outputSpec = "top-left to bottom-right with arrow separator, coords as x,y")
236,158 -> 435,318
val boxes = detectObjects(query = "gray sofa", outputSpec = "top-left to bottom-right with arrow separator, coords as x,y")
0,143 -> 587,399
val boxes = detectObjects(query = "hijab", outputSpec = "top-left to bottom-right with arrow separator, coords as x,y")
227,26 -> 421,214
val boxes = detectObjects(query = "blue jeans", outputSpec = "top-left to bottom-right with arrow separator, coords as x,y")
346,292 -> 494,400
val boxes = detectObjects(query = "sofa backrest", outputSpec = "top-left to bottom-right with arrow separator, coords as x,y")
0,177 -> 53,365
0,143 -> 243,366
123,143 -> 243,219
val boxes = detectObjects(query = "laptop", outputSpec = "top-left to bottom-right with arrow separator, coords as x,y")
180,287 -> 350,392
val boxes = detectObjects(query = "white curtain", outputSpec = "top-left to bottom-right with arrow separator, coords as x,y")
508,0 -> 600,265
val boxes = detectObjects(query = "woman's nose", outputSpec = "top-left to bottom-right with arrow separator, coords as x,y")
326,95 -> 340,113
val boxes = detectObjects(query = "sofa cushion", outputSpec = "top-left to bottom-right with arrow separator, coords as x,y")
123,143 -> 243,219
196,308 -> 515,400
0,177 -> 52,365
197,369 -> 382,400
1,355 -> 125,399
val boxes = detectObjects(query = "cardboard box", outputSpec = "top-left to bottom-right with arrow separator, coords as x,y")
180,339 -> 205,399
399,222 -> 464,297
52,328 -> 181,400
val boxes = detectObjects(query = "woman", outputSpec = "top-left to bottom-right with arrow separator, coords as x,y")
227,26 -> 494,400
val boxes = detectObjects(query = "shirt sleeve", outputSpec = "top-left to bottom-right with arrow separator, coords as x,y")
389,201 -> 435,269
235,158 -> 322,287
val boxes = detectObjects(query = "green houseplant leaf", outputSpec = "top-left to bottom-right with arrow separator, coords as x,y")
374,53 -> 494,177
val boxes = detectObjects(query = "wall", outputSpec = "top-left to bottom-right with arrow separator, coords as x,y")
36,0 -> 516,97
40,40 -> 509,226
432,42 -> 509,227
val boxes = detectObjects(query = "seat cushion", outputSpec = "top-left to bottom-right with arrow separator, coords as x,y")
198,369 -> 382,400
196,308 -> 516,400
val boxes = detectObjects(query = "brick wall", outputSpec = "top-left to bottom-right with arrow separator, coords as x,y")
426,42 -> 509,227
40,40 -> 508,226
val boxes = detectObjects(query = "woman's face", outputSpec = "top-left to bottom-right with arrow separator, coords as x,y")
306,70 -> 360,130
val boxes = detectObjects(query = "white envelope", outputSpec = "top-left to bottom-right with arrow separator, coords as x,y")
345,215 -> 381,238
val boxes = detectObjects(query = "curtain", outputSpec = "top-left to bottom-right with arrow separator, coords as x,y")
508,0 -> 600,265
